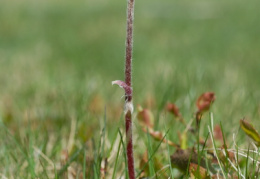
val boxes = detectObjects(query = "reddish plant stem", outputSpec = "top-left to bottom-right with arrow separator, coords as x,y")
125,0 -> 135,178
126,111 -> 135,179
125,0 -> 134,91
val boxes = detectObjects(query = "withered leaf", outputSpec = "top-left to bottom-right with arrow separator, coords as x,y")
240,119 -> 260,146
166,103 -> 181,118
137,105 -> 154,129
196,92 -> 216,112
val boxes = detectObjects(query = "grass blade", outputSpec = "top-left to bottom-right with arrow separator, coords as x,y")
83,149 -> 86,179
208,113 -> 227,178
112,132 -> 122,179
136,128 -> 171,178
164,125 -> 174,178
245,145 -> 250,178
118,129 -> 129,179
146,128 -> 156,177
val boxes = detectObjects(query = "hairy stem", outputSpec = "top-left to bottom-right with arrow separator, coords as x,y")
126,111 -> 135,179
125,0 -> 135,178
112,0 -> 135,178
125,0 -> 134,92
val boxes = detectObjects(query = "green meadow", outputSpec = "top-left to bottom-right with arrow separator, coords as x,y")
0,0 -> 260,178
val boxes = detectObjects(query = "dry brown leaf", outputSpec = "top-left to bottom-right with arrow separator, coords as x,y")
196,92 -> 216,112
196,92 -> 216,126
166,102 -> 186,124
142,128 -> 179,148
166,103 -> 181,118
137,105 -> 154,129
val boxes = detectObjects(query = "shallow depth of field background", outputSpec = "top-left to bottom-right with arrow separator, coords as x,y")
0,0 -> 260,177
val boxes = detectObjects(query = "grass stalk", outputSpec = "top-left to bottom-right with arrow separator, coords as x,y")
208,113 -> 227,178
245,146 -> 250,178
146,128 -> 156,176
136,128 -> 171,178
83,149 -> 86,179
118,129 -> 129,179
164,125 -> 174,178
112,134 -> 122,179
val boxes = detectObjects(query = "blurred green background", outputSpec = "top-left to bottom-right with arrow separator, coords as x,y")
1,0 -> 260,125
0,0 -> 260,177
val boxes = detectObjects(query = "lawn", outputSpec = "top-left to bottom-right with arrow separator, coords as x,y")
0,0 -> 260,178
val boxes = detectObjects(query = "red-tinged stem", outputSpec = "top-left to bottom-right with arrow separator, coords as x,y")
125,0 -> 134,92
125,111 -> 135,179
125,0 -> 135,178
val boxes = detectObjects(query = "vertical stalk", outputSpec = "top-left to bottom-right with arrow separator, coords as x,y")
125,111 -> 135,179
125,0 -> 134,91
125,0 -> 135,178
112,0 -> 135,178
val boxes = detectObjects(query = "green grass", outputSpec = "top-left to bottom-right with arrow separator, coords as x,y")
0,0 -> 260,178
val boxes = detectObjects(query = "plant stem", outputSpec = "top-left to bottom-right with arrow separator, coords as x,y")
126,111 -> 135,179
125,0 -> 134,91
112,0 -> 135,178
125,0 -> 135,178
